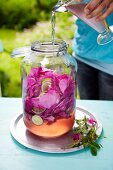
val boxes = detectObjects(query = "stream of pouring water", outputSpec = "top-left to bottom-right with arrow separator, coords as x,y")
51,0 -> 64,66
51,11 -> 56,47
51,10 -> 56,65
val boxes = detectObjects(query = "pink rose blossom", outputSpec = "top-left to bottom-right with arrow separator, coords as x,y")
72,133 -> 81,140
88,118 -> 97,125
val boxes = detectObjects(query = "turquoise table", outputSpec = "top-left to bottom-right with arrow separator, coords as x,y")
0,98 -> 113,170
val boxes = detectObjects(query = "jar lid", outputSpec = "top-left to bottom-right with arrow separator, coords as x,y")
11,46 -> 31,58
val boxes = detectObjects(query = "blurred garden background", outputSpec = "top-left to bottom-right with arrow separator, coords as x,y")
0,0 -> 76,97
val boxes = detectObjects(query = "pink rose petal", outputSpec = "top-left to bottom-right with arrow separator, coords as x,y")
59,79 -> 68,93
38,90 -> 60,109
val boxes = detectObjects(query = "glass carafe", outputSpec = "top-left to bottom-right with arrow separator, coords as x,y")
54,0 -> 113,45
12,40 -> 77,138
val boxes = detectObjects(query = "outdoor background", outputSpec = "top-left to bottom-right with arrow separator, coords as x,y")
0,0 -> 76,97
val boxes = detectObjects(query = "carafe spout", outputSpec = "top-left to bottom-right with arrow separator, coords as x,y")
53,4 -> 67,12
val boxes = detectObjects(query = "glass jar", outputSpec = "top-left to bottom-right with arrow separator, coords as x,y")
13,40 -> 77,138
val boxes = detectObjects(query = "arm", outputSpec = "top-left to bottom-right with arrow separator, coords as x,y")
84,0 -> 113,21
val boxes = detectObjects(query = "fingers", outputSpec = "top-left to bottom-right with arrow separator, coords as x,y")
96,2 -> 113,21
84,0 -> 102,14
84,0 -> 113,20
85,0 -> 110,18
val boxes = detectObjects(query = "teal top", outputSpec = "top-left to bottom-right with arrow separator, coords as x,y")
73,13 -> 113,75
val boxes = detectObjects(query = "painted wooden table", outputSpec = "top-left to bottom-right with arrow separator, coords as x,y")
0,98 -> 113,170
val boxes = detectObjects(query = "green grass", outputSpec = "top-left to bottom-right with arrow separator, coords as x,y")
0,13 -> 77,97
0,29 -> 21,96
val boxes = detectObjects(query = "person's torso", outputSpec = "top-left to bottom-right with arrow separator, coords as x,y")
73,13 -> 113,63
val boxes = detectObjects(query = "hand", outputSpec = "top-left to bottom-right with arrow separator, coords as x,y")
84,0 -> 113,21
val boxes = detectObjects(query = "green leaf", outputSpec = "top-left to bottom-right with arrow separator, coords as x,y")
99,144 -> 103,148
90,145 -> 97,156
73,127 -> 82,134
81,126 -> 89,134
76,119 -> 84,126
83,142 -> 89,148
69,140 -> 81,148
91,141 -> 101,149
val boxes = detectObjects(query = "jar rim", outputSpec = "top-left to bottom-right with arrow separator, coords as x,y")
31,40 -> 68,53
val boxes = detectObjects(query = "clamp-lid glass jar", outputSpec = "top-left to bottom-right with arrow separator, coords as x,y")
13,40 -> 77,138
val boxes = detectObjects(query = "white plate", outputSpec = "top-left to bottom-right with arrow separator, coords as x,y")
10,106 -> 102,153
